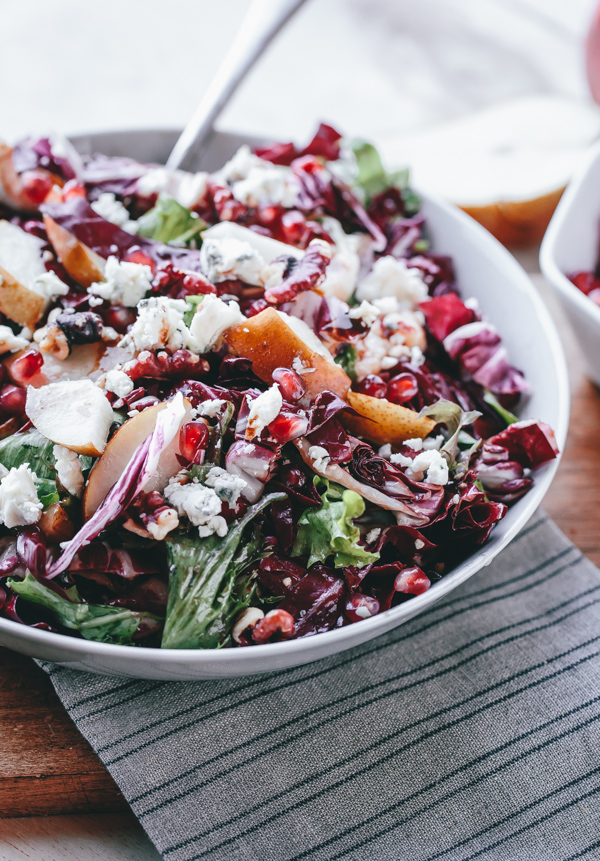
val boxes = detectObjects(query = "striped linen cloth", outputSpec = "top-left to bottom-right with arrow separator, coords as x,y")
41,512 -> 600,861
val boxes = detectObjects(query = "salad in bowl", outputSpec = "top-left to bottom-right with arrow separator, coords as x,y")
0,124 -> 558,654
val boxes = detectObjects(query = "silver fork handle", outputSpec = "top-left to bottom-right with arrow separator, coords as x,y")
166,0 -> 308,171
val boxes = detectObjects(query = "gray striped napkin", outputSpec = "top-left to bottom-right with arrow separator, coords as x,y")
40,512 -> 600,861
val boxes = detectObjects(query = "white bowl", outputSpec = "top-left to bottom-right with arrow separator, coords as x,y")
540,139 -> 600,387
0,128 -> 569,680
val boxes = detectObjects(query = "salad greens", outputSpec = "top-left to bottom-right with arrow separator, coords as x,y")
162,492 -> 284,649
0,430 -> 59,505
135,194 -> 207,245
334,343 -> 358,382
8,573 -> 160,645
350,139 -> 420,213
292,478 -> 380,569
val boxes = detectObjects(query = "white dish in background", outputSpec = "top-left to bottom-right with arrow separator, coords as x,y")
0,128 -> 569,680
540,139 -> 600,387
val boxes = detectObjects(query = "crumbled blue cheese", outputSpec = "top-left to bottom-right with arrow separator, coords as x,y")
53,444 -> 84,497
104,369 -> 134,399
308,445 -> 331,472
0,464 -> 43,528
246,384 -> 283,439
348,300 -> 379,328
164,476 -> 228,538
356,256 -> 428,309
89,256 -> 153,307
365,527 -> 382,545
319,217 -> 361,302
136,167 -> 208,209
391,448 -> 449,485
32,271 -> 70,301
187,294 -> 245,353
200,237 -> 283,288
410,345 -> 426,367
121,297 -> 189,351
91,193 -> 136,233
0,325 -> 30,355
205,466 -> 247,507
423,434 -> 445,451
220,145 -> 299,208
194,398 -> 226,417
404,438 -> 424,452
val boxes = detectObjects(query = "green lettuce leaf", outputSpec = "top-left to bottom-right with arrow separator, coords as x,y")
420,399 -> 481,465
483,391 -> 518,426
8,573 -> 160,645
0,429 -> 59,504
292,478 -> 379,569
161,491 -> 285,649
135,194 -> 207,245
349,139 -> 420,213
334,343 -> 357,382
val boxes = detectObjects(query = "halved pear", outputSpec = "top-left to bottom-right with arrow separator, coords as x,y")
43,215 -> 105,288
0,220 -> 50,326
83,398 -> 194,520
26,379 -> 114,457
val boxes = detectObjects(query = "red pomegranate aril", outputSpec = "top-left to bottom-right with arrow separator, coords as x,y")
272,367 -> 306,402
268,411 -> 308,443
345,593 -> 380,623
62,180 -> 86,200
387,372 -> 419,404
125,248 -> 154,269
102,305 -> 136,334
10,349 -> 44,384
357,374 -> 387,399
280,210 -> 306,245
21,170 -> 53,204
0,385 -> 26,416
179,421 -> 209,464
394,566 -> 431,595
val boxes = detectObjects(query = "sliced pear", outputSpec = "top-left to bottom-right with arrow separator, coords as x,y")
0,221 -> 50,326
342,390 -> 435,446
26,379 -> 114,457
224,307 -> 350,402
43,215 -> 106,287
201,221 -> 303,263
83,398 -> 193,520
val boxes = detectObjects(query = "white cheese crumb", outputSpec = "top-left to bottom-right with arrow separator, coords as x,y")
452,493 -> 460,505
404,438 -> 424,452
91,193 -> 136,232
187,294 -> 245,353
410,345 -> 426,367
220,145 -> 299,208
31,271 -> 70,301
355,605 -> 374,619
136,167 -> 208,209
53,444 -> 84,498
415,538 -> 425,550
308,445 -> 331,472
164,477 -> 228,538
356,256 -> 428,309
0,465 -> 43,528
0,325 -> 30,355
246,384 -> 283,439
378,444 -> 392,459
205,466 -> 247,507
348,300 -> 379,328
195,398 -> 226,417
423,434 -> 445,451
365,528 -> 382,545
88,294 -> 104,307
391,449 -> 449,486
89,256 -> 153,307
104,369 -> 134,399
200,237 -> 267,287
121,297 -> 189,351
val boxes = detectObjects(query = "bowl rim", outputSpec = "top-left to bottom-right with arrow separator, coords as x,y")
0,126 -> 570,670
540,137 -> 600,327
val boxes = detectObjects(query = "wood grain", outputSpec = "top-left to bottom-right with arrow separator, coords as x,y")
0,261 -> 598,821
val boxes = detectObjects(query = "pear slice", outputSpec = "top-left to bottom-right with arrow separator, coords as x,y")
201,221 -> 303,263
26,379 -> 114,457
342,390 -> 435,446
224,307 -> 350,402
43,214 -> 106,288
0,220 -> 49,326
83,398 -> 193,520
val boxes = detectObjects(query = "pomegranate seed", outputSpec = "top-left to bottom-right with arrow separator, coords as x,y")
62,180 -> 86,200
272,367 -> 306,402
179,421 -> 209,464
0,385 -> 26,416
357,374 -> 387,399
21,170 -> 53,204
387,372 -> 419,404
345,593 -> 380,623
10,349 -> 44,385
125,248 -> 154,269
102,305 -> 136,334
394,566 -> 431,595
257,205 -> 280,226
280,210 -> 306,245
268,411 -> 308,443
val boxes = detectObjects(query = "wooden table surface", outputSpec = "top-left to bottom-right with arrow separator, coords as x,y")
0,258 -> 598,854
